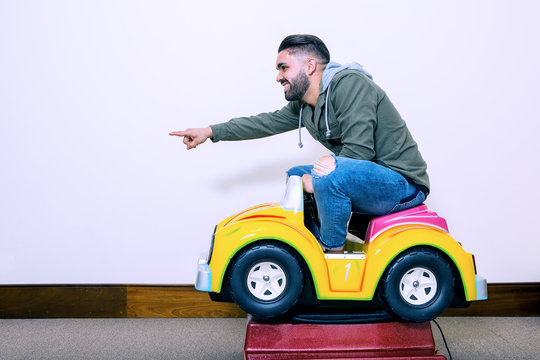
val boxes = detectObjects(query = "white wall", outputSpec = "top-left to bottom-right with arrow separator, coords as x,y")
1,0 -> 539,284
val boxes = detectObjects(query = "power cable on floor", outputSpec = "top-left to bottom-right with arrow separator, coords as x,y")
432,319 -> 452,360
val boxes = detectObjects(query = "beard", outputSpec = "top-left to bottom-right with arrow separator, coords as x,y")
283,71 -> 310,101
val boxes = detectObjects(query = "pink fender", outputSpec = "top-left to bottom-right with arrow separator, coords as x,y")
365,205 -> 449,243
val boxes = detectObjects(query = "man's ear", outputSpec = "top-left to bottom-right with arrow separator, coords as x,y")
306,58 -> 318,76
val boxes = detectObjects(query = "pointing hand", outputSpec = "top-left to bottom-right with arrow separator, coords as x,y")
169,127 -> 213,150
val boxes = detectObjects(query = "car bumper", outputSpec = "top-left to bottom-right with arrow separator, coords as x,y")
195,253 -> 212,292
476,275 -> 488,300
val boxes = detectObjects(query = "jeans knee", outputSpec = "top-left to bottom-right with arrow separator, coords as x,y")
312,155 -> 336,176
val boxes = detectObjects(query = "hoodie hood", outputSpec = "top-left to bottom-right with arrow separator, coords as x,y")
322,61 -> 373,91
297,61 -> 373,148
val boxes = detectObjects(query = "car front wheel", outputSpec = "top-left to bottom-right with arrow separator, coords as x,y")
380,248 -> 455,322
229,242 -> 304,319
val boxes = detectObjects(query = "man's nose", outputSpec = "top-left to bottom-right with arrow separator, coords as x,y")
276,72 -> 283,83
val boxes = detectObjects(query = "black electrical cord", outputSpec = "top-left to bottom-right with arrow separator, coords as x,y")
432,319 -> 452,360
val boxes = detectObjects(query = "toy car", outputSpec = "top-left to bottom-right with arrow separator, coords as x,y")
196,176 -> 487,322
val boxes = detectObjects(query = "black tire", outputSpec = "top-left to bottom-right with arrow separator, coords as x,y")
380,248 -> 455,322
229,242 -> 304,319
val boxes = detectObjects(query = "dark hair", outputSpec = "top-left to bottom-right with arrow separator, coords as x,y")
278,34 -> 330,65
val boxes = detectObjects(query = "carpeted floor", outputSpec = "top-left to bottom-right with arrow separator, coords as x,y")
0,317 -> 538,359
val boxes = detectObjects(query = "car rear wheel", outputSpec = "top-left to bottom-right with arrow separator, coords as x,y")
229,242 -> 304,319
380,248 -> 454,322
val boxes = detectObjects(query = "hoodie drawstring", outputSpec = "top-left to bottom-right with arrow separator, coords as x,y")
298,103 -> 304,148
324,83 -> 331,138
297,85 -> 331,149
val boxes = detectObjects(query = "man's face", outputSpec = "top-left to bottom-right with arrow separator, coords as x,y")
276,50 -> 310,101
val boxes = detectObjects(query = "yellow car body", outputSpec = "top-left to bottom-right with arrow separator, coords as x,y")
196,176 -> 487,321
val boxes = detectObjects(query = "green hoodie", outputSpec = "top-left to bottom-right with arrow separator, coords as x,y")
210,69 -> 429,194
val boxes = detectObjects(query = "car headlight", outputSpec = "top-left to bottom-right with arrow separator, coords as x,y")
198,254 -> 209,265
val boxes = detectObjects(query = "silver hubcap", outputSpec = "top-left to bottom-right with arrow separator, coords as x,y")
399,267 -> 438,305
246,261 -> 287,301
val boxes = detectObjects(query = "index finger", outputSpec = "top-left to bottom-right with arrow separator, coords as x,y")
169,131 -> 187,137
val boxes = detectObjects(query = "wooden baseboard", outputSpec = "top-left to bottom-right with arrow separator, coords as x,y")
126,286 -> 245,318
0,285 -> 127,318
442,282 -> 540,317
0,283 -> 538,318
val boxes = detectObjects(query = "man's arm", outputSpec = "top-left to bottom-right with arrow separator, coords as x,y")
170,102 -> 301,150
210,101 -> 301,142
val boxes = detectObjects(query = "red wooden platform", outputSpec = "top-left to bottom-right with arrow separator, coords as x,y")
244,318 -> 446,359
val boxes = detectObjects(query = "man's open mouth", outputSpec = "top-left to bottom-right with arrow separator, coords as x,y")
281,80 -> 290,92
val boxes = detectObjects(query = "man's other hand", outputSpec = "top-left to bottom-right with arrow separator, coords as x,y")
169,126 -> 213,150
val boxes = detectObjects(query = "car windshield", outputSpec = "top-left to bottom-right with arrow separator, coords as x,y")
280,175 -> 303,213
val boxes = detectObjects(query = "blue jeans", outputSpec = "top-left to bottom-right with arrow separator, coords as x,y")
286,156 -> 426,249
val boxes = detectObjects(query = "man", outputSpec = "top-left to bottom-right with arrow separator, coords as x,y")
170,34 -> 429,252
